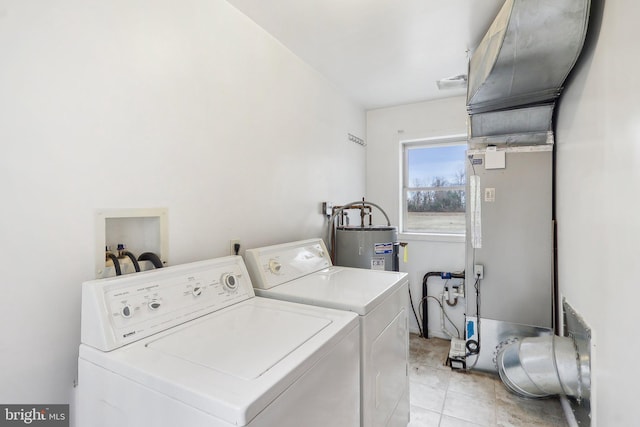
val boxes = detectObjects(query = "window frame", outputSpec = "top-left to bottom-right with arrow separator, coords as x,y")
400,135 -> 468,236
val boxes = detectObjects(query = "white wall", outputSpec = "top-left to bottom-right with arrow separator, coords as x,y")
555,0 -> 639,425
0,0 -> 365,406
366,98 -> 467,338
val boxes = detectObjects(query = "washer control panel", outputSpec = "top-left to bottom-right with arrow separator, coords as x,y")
245,239 -> 332,289
81,256 -> 254,351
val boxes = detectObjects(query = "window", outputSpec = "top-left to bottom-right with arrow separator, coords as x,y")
402,139 -> 466,234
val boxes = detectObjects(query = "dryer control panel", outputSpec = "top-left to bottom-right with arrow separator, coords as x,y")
245,239 -> 332,289
81,256 -> 254,351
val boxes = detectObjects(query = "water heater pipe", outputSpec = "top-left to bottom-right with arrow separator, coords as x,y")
328,199 -> 391,227
326,199 -> 392,261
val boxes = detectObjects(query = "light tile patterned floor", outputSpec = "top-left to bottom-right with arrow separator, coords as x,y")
408,334 -> 568,427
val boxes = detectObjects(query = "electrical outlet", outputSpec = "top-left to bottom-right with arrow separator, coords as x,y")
322,202 -> 333,217
474,264 -> 484,279
230,239 -> 241,255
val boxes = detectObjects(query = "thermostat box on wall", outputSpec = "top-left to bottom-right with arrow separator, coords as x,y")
95,208 -> 168,278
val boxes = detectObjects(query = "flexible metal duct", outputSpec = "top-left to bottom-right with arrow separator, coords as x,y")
496,336 -> 587,399
467,0 -> 591,145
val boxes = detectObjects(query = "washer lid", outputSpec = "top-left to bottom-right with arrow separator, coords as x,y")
147,304 -> 330,380
255,266 -> 408,316
79,297 -> 358,426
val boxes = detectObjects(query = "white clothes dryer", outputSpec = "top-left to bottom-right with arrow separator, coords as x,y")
77,256 -> 360,427
244,239 -> 410,427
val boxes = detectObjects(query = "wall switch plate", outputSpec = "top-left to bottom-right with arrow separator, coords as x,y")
484,187 -> 496,202
474,264 -> 484,279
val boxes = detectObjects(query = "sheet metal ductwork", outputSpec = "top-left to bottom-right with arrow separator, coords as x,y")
496,335 -> 589,400
467,0 -> 591,145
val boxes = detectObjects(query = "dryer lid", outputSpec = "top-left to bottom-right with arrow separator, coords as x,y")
256,266 -> 408,316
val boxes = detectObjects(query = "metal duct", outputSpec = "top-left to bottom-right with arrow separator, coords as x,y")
496,335 -> 588,399
467,0 -> 591,145
468,104 -> 555,145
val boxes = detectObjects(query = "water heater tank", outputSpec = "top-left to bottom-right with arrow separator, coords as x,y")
334,225 -> 398,271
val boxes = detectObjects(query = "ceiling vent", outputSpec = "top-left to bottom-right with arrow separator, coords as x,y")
466,0 -> 591,146
436,74 -> 468,90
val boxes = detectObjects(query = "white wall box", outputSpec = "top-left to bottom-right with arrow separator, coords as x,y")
95,208 -> 168,278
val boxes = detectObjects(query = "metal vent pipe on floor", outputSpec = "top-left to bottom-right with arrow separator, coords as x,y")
496,335 -> 588,400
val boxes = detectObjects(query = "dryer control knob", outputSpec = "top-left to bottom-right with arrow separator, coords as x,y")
222,273 -> 238,291
192,286 -> 202,297
121,304 -> 133,318
148,299 -> 161,311
268,259 -> 282,274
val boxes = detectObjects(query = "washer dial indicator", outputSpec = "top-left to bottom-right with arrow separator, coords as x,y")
120,304 -> 133,318
268,259 -> 282,274
221,273 -> 239,292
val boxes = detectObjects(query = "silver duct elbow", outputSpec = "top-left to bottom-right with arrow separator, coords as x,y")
496,335 -> 588,400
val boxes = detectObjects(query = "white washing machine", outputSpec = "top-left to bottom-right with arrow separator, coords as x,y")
77,256 -> 360,427
244,239 -> 410,427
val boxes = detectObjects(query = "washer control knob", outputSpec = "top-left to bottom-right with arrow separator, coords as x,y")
192,286 -> 203,297
268,259 -> 282,274
221,273 -> 239,291
121,304 -> 133,318
148,299 -> 161,311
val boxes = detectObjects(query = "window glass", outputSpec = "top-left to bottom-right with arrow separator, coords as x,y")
403,143 -> 466,234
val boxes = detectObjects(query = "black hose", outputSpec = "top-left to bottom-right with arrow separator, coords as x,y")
408,287 -> 423,337
138,252 -> 164,269
122,251 -> 140,272
106,253 -> 122,276
421,272 -> 441,338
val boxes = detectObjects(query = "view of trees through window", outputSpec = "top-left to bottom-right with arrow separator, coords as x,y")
403,143 -> 466,233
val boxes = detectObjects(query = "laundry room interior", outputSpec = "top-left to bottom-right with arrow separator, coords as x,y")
0,0 -> 637,426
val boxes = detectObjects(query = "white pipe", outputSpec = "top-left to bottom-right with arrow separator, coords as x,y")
560,396 -> 580,427
439,293 -> 456,339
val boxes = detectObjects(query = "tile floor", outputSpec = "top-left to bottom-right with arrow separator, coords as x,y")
408,333 -> 568,427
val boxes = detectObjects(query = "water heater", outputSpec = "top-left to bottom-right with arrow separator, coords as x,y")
334,225 -> 398,271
